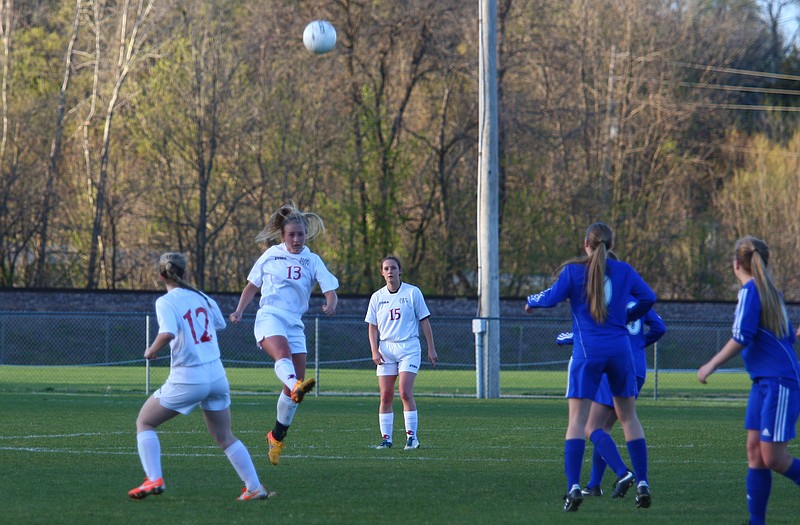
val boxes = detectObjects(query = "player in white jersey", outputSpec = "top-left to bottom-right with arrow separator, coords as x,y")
365,256 -> 438,450
230,204 -> 339,466
129,253 -> 271,502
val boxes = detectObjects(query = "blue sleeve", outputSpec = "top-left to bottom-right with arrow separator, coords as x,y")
732,286 -> 759,346
643,310 -> 665,347
556,332 -> 574,345
527,268 -> 571,309
626,268 -> 656,322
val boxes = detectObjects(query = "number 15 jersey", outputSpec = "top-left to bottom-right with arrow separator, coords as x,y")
365,282 -> 431,343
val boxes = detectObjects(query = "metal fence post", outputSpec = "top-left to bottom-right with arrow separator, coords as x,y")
315,315 -> 320,396
472,318 -> 487,399
652,341 -> 658,400
145,315 -> 151,396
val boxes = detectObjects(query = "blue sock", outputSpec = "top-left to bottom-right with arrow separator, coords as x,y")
587,446 -> 607,489
590,429 -> 628,478
780,457 -> 800,485
626,438 -> 648,485
564,439 -> 585,492
747,467 -> 771,525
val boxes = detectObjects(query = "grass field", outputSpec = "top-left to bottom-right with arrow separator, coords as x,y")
0,365 -> 755,399
2,390 -> 799,524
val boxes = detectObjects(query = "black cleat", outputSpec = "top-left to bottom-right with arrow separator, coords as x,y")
635,484 -> 651,508
581,485 -> 603,497
563,487 -> 584,512
611,470 -> 636,498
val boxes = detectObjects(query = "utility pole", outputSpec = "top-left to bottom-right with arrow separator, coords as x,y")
476,0 -> 500,398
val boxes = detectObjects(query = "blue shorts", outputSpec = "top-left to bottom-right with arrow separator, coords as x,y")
593,374 -> 646,408
566,353 -> 639,400
744,378 -> 800,443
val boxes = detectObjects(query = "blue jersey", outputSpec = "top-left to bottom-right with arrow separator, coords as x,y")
528,258 -> 656,358
732,280 -> 800,385
627,304 -> 666,378
558,303 -> 666,380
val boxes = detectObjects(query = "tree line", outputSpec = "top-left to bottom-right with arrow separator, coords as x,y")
2,0 -> 800,300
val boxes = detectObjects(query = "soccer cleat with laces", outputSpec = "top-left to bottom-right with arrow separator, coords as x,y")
291,378 -> 316,403
376,436 -> 393,449
563,486 -> 584,512
404,435 -> 420,450
128,477 -> 165,499
581,485 -> 603,497
266,431 -> 285,466
611,470 -> 636,499
237,485 -> 273,501
635,483 -> 651,508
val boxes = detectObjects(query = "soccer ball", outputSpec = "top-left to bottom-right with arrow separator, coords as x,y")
303,20 -> 337,54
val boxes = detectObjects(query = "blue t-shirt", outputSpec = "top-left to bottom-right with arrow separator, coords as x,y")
527,258 -> 656,358
732,280 -> 800,385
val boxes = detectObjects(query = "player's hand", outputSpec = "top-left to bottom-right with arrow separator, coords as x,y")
524,305 -> 533,314
229,311 -> 242,324
372,352 -> 383,366
697,363 -> 714,384
144,347 -> 159,360
429,350 -> 438,368
322,302 -> 336,316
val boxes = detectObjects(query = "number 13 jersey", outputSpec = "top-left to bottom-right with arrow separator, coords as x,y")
247,243 -> 339,317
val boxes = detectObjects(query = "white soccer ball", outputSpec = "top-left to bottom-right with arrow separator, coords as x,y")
303,20 -> 337,54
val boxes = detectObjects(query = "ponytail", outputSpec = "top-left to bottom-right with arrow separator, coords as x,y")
557,222 -> 614,323
158,252 -> 211,307
734,236 -> 788,338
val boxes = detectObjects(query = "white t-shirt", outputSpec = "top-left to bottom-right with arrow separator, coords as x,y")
247,243 -> 339,317
365,282 -> 431,343
155,288 -> 226,382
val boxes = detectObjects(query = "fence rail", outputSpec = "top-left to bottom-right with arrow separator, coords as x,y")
0,311 -> 753,399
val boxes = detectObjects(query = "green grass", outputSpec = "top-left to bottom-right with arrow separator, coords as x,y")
0,365 -> 754,399
2,392 -> 799,524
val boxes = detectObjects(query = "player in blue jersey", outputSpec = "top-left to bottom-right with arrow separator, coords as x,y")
129,253 -> 271,501
525,222 -> 656,512
557,301 -> 666,499
230,204 -> 339,466
366,256 -> 438,450
698,236 -> 800,525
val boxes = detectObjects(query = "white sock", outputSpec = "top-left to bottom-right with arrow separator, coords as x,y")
136,430 -> 162,481
404,410 -> 418,439
277,392 -> 298,426
379,412 -> 394,441
225,440 -> 261,492
274,358 -> 297,390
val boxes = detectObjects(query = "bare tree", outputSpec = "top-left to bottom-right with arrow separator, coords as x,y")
86,0 -> 155,288
34,0 -> 83,286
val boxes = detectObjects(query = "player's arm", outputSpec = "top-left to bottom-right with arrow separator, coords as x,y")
644,311 -> 666,346
368,323 -> 382,365
145,332 -> 174,360
322,289 -> 338,316
556,332 -> 574,345
697,337 -> 744,384
525,270 -> 570,312
230,281 -> 258,323
420,317 -> 437,367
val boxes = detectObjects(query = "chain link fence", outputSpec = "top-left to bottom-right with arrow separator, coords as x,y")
0,311 -> 752,399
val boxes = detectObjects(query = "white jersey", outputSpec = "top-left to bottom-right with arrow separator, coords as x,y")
154,288 -> 226,382
247,243 -> 339,317
365,282 -> 431,343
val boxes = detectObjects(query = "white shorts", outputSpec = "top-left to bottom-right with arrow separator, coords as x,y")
154,374 -> 231,415
254,306 -> 307,355
376,339 -> 421,376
